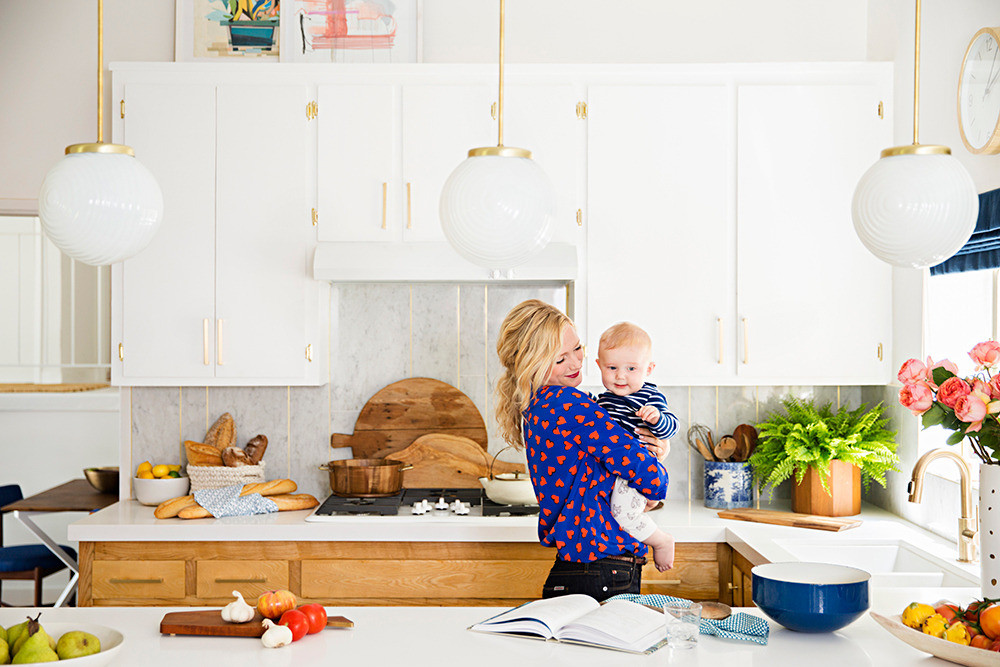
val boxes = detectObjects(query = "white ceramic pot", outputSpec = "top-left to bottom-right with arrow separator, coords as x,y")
479,472 -> 538,506
981,463 -> 1000,598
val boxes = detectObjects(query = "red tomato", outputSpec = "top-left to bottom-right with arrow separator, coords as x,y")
257,589 -> 297,620
297,603 -> 328,634
965,600 -> 988,623
279,608 -> 310,641
980,603 -> 1000,640
990,637 -> 1000,652
971,634 -> 993,649
936,603 -> 961,624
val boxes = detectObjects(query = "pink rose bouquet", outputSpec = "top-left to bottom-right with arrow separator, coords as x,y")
897,343 -> 1000,464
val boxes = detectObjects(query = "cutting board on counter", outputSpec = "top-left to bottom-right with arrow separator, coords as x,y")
160,611 -> 353,637
717,508 -> 862,532
390,433 -> 525,488
330,378 -> 489,460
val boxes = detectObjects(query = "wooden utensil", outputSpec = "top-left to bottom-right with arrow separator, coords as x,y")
331,378 -> 488,460
714,435 -> 737,462
160,610 -> 353,637
390,433 -> 525,488
733,424 -> 758,462
688,424 -> 716,461
685,426 -> 714,461
701,601 -> 732,620
716,508 -> 862,532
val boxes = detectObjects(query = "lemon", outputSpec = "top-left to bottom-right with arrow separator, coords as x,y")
136,461 -> 153,475
167,464 -> 182,473
137,471 -> 155,479
151,464 -> 170,478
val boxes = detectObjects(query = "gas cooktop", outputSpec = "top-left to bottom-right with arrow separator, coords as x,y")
305,487 -> 539,521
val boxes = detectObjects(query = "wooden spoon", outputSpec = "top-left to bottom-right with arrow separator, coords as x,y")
733,424 -> 759,461
714,435 -> 737,462
701,601 -> 732,620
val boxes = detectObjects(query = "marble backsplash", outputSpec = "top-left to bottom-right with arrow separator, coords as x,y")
128,283 -> 867,503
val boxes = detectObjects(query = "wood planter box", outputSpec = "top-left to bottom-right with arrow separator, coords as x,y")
791,460 -> 861,517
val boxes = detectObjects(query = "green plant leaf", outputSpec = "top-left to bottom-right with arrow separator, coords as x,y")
946,430 -> 967,445
932,367 -> 956,386
921,403 -> 945,427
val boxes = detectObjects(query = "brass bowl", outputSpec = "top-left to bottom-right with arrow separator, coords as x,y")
84,466 -> 119,494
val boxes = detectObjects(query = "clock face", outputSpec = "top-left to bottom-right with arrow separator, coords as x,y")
959,29 -> 1000,153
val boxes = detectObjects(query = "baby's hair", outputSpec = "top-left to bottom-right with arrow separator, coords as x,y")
599,321 -> 652,354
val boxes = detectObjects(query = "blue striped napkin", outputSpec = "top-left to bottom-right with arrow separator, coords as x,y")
608,593 -> 770,645
193,484 -> 278,518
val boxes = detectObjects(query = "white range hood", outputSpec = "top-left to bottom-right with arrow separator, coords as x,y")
312,242 -> 577,284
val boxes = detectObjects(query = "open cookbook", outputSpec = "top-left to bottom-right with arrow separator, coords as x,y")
468,594 -> 668,654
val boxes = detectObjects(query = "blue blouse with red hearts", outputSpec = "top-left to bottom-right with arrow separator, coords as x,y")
523,385 -> 669,562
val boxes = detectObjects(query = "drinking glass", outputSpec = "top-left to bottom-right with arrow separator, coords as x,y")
663,601 -> 701,649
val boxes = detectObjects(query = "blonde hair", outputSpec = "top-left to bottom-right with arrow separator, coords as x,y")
598,321 -> 652,356
494,300 -> 573,449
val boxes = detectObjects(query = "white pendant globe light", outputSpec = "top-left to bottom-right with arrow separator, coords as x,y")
439,0 -> 555,269
38,0 -> 163,267
851,0 -> 977,268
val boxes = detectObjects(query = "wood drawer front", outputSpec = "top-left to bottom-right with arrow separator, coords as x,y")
640,560 -> 719,599
93,561 -> 186,600
302,559 -> 552,599
197,560 -> 288,600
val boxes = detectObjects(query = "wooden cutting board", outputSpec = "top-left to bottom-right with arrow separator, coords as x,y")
716,508 -> 862,532
390,433 -> 526,488
160,610 -> 353,637
331,378 -> 488,460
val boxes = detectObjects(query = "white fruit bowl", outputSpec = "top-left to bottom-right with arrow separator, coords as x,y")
25,622 -> 124,666
133,475 -> 190,506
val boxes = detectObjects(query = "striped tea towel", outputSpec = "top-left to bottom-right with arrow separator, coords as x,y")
193,484 -> 278,518
608,593 -> 770,645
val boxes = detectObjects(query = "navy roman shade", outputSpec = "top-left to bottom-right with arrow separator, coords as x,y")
930,188 -> 1000,275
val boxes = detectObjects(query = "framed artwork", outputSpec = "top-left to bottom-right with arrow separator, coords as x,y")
279,0 -> 421,63
175,0 -> 281,61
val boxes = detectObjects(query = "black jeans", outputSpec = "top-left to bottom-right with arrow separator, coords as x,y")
541,556 -> 643,602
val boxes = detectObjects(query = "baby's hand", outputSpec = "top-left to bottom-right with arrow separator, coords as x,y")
636,405 -> 661,425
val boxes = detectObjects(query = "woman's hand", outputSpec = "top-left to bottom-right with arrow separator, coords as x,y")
635,428 -> 669,461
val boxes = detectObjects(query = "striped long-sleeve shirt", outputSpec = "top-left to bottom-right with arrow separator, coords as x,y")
596,382 -> 677,440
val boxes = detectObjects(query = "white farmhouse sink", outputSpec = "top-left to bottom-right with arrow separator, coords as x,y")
773,538 -> 978,587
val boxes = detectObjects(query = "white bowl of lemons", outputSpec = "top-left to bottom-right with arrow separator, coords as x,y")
133,462 -> 189,506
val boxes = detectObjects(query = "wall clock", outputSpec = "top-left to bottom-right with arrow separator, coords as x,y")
958,26 -> 1000,154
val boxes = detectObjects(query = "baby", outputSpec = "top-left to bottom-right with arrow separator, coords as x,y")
595,322 -> 678,572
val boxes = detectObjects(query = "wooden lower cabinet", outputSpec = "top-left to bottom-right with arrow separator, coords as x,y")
79,540 -> 752,607
720,545 -> 765,608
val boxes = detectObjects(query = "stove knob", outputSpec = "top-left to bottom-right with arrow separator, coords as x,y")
435,497 -> 449,510
412,502 -> 426,515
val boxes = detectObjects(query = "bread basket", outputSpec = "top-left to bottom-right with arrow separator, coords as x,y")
187,462 -> 266,492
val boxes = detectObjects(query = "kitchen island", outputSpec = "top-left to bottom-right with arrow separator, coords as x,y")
0,587 -> 982,666
68,500 -> 981,608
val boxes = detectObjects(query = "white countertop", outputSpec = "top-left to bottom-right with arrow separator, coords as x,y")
2,588 -> 983,666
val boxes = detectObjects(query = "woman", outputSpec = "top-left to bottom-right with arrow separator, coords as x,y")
495,299 -> 669,600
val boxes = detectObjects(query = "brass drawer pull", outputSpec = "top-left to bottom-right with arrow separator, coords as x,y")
215,577 -> 266,584
728,582 -> 740,592
109,578 -> 163,584
644,579 -> 683,586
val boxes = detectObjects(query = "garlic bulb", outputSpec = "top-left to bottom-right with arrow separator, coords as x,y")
261,618 -> 293,648
221,590 -> 255,623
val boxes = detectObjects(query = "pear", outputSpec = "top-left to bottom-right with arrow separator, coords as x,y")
55,631 -> 100,660
0,638 -> 9,665
11,616 -> 52,658
10,629 -> 57,663
4,619 -> 30,656
0,626 -> 6,644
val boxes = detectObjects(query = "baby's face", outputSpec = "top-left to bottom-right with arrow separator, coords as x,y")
596,344 -> 654,396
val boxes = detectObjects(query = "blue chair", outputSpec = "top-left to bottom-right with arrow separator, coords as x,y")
0,485 -> 77,607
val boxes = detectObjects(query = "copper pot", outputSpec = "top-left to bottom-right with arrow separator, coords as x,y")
319,458 -> 413,497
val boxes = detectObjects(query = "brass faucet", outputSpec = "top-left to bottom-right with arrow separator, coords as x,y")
908,448 -> 978,563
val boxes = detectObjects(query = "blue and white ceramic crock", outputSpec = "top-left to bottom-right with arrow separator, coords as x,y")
703,460 -> 754,509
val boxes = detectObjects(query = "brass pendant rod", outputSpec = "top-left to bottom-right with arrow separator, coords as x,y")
497,0 -> 505,148
97,0 -> 104,144
912,0 -> 920,146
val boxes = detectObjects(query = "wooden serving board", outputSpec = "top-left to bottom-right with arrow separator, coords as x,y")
330,378 -> 488,461
716,508 -> 862,532
160,610 -> 353,637
390,433 -> 525,488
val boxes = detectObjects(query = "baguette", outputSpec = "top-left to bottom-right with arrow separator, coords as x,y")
244,434 -> 268,464
185,440 -> 224,466
205,412 -> 236,451
152,479 -> 297,519
177,492 -> 318,519
221,446 -> 252,467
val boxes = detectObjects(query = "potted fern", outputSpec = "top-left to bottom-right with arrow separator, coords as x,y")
749,397 -> 900,516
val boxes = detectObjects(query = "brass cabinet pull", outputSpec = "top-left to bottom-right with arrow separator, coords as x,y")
215,577 -> 266,584
717,317 -> 724,364
877,342 -> 883,361
217,319 -> 224,366
110,578 -> 163,584
305,344 -> 313,362
491,102 -> 497,120
742,317 -> 749,364
878,100 -> 884,119
311,208 -> 318,227
381,182 -> 388,229
406,182 -> 412,229
576,209 -> 582,227
203,319 -> 210,365
728,582 -> 740,592
120,99 -> 125,119
118,343 -> 124,361
645,579 -> 683,586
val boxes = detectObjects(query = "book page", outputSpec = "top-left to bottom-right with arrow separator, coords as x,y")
470,594 -> 600,639
555,600 -> 666,651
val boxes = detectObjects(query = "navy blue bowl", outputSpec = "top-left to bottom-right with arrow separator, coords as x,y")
752,562 -> 870,633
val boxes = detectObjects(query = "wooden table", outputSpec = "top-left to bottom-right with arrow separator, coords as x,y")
1,479 -> 118,606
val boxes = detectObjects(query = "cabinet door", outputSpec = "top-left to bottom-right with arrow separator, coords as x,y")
117,83 -> 216,381
401,84 -> 494,243
505,84 -> 584,245
737,84 -> 892,382
317,84 -> 398,242
587,85 -> 733,384
216,84 -> 312,380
